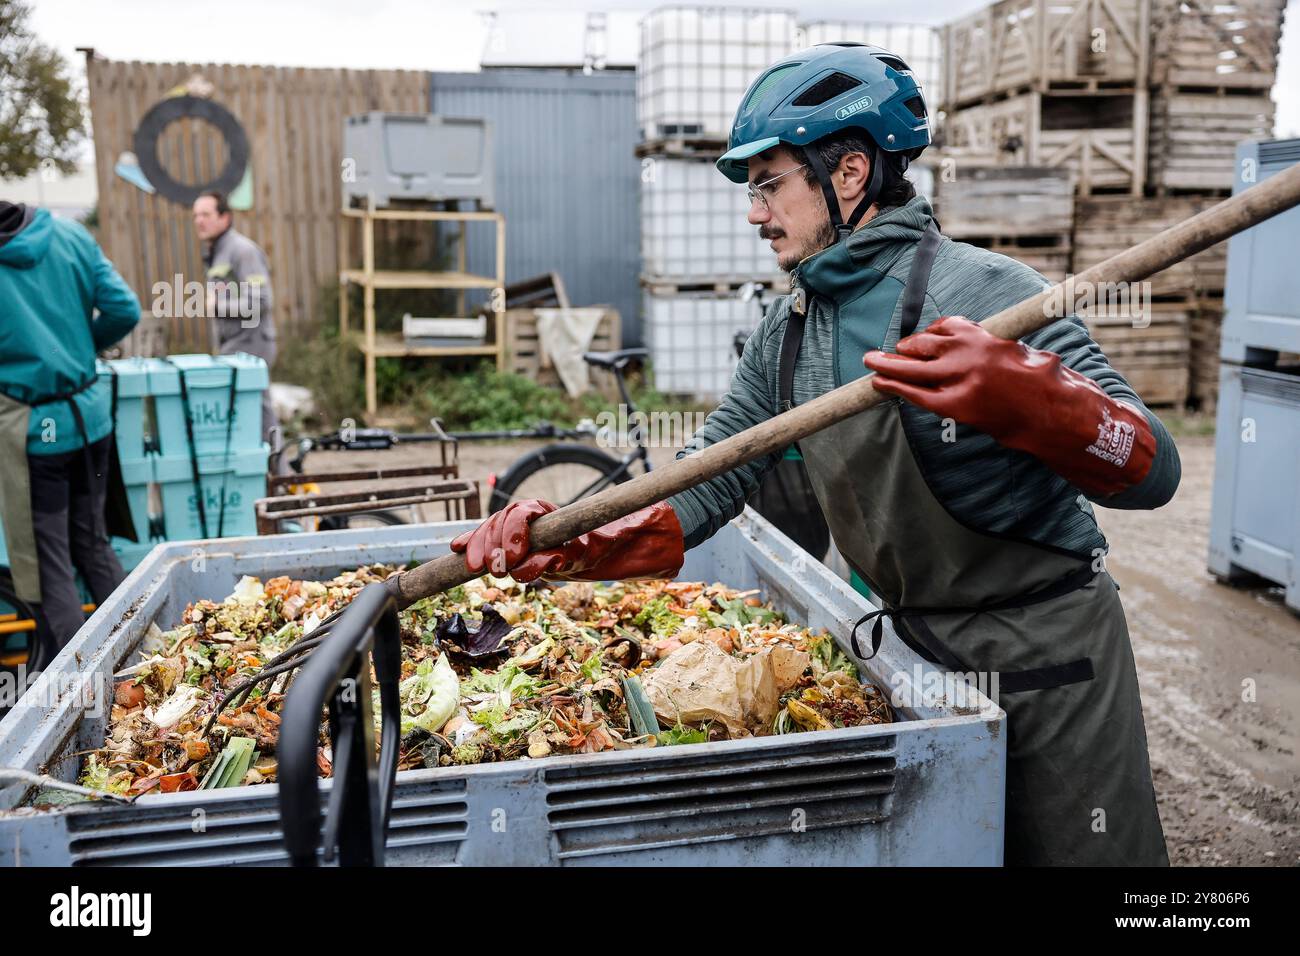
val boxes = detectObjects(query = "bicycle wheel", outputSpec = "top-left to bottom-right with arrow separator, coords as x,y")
319,510 -> 409,531
489,444 -> 629,514
0,569 -> 38,678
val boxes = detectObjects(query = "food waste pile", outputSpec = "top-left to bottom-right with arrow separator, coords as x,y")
82,566 -> 892,796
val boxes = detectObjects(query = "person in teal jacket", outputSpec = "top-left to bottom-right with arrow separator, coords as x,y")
0,201 -> 141,669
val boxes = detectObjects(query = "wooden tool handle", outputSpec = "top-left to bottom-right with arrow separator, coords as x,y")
389,162 -> 1300,609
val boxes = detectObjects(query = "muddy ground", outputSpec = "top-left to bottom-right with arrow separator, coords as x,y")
1093,431 -> 1300,867
313,422 -> 1300,866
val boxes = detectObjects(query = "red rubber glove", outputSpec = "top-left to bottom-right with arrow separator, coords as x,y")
449,499 -> 685,583
863,316 -> 1156,497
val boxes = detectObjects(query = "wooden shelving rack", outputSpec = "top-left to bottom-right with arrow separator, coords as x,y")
339,203 -> 506,413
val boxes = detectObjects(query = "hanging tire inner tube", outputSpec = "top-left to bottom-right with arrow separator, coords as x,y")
132,94 -> 249,205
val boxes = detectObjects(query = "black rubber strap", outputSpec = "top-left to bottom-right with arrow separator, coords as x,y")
166,360 -> 209,539
109,365 -> 118,425
897,223 -> 942,342
215,367 -> 238,537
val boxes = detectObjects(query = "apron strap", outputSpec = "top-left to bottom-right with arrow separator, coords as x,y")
777,308 -> 807,413
850,564 -> 1099,692
896,223 -> 942,343
900,614 -> 1095,693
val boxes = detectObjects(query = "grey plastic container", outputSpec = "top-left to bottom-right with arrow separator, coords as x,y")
0,512 -> 1005,866
1220,138 -> 1300,363
343,112 -> 494,209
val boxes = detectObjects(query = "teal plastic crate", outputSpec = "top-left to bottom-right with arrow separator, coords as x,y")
97,357 -> 156,459
117,455 -> 155,544
111,537 -> 160,573
154,444 -> 268,540
150,354 -> 268,458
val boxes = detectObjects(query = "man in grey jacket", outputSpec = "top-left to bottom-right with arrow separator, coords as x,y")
192,191 -> 277,439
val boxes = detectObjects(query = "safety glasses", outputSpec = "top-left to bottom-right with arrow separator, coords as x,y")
747,164 -> 807,209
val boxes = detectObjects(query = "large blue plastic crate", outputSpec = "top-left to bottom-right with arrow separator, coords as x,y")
154,444 -> 268,540
96,357 -> 155,460
149,354 -> 268,459
110,537 -> 160,573
117,456 -> 155,545
0,517 -> 1006,865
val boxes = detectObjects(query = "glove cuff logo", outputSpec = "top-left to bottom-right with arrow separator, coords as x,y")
1085,407 -> 1135,469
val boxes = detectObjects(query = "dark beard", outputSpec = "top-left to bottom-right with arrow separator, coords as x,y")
779,220 -> 838,272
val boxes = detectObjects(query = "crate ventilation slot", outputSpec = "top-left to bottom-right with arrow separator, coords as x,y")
543,735 -> 897,860
1259,139 -> 1300,169
1241,368 -> 1300,403
68,781 -> 468,866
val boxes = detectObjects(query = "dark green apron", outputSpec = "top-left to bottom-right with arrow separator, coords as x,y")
781,226 -> 1168,866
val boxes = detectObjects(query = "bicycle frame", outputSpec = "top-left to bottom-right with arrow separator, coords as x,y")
559,443 -> 651,505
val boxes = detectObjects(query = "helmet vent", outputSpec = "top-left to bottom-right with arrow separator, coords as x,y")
874,54 -> 911,74
744,63 -> 803,111
904,95 -> 927,119
791,72 -> 862,107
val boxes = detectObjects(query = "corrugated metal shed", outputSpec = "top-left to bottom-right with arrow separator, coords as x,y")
429,68 -> 643,344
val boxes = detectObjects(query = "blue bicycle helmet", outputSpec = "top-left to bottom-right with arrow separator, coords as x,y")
718,42 -> 931,237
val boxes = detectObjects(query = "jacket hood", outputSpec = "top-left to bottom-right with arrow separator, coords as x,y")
795,196 -> 936,301
843,195 -> 935,266
0,205 -> 52,268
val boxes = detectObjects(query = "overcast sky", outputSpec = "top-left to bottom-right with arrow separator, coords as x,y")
25,0 -> 1300,136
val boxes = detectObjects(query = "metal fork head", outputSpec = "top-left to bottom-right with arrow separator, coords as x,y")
200,606 -> 348,736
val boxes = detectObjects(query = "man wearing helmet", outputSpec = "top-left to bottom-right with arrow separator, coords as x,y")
452,43 -> 1178,866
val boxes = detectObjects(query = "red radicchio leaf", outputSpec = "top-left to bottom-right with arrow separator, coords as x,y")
438,606 -> 512,663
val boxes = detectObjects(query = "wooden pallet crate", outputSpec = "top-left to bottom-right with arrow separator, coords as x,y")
1188,294 -> 1225,410
1072,195 -> 1229,297
953,232 -> 1073,283
634,136 -> 729,161
933,166 -> 1075,237
639,274 -> 789,296
1150,0 -> 1287,90
1148,88 -> 1276,193
941,0 -> 1149,111
503,306 -> 622,395
1082,299 -> 1191,406
938,90 -> 1145,194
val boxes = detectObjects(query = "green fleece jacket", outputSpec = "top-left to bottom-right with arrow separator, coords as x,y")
668,196 -> 1181,558
0,207 -> 141,454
